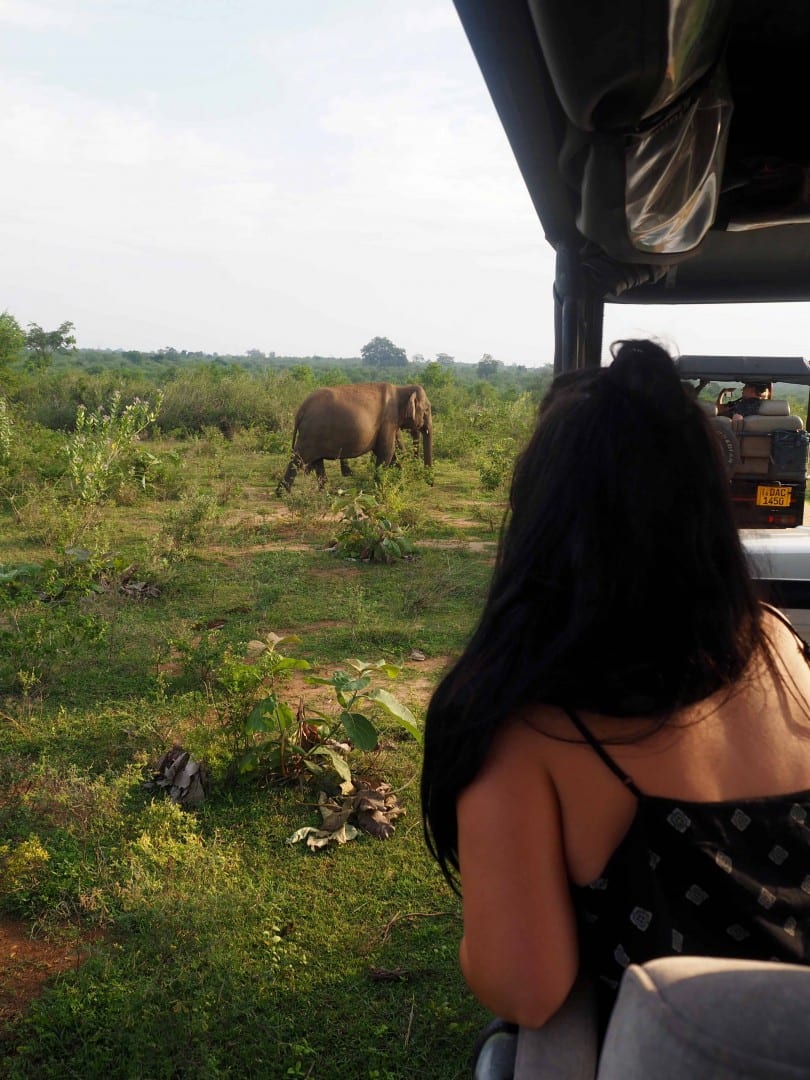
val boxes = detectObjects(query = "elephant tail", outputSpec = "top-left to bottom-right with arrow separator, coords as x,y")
291,417 -> 300,452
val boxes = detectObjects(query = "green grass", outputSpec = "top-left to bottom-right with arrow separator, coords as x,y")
0,439 -> 502,1078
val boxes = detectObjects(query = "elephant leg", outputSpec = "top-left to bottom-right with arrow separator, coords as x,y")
390,433 -> 405,468
373,431 -> 397,469
277,453 -> 302,495
340,458 -> 353,477
306,459 -> 328,489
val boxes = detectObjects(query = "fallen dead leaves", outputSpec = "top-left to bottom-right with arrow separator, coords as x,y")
142,746 -> 208,807
287,780 -> 405,850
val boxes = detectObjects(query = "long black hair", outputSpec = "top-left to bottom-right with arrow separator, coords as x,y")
421,340 -> 765,889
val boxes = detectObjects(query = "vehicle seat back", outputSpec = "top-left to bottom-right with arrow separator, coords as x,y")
598,956 -> 810,1079
733,402 -> 805,479
472,957 -> 810,1080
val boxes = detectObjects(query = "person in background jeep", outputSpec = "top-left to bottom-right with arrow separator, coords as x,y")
717,381 -> 772,419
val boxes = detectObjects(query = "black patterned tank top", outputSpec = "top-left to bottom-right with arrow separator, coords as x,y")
567,634 -> 810,1024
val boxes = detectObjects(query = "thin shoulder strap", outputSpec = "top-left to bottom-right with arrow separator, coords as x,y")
761,602 -> 810,662
563,707 -> 643,798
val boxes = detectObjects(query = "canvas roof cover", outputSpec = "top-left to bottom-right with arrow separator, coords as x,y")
453,0 -> 810,306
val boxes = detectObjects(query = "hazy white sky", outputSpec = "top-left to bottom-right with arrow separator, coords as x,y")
2,0 -> 808,367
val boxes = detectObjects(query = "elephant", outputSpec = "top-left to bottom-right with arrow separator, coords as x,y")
277,382 -> 433,493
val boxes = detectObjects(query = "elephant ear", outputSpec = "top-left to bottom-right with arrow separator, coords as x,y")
405,392 -> 418,425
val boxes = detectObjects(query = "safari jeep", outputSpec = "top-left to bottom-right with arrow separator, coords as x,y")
677,354 -> 810,530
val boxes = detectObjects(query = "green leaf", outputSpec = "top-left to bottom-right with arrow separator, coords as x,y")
341,676 -> 371,693
339,711 -> 378,751
238,749 -> 259,774
271,657 -> 311,672
366,688 -> 422,744
309,745 -> 352,783
304,674 -> 337,686
245,696 -> 295,734
245,698 -> 278,733
273,700 -> 296,732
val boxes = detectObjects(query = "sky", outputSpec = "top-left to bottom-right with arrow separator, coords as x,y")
1,0 -> 809,368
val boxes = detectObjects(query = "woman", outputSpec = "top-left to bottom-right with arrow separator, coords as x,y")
421,340 -> 810,1037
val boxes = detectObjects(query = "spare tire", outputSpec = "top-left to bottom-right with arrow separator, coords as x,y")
711,417 -> 740,476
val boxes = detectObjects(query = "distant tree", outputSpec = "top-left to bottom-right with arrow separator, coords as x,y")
290,364 -> 315,383
246,348 -> 266,360
435,352 -> 455,366
0,311 -> 25,373
477,353 -> 502,380
410,353 -> 425,365
360,336 -> 408,367
25,320 -> 77,371
420,361 -> 454,391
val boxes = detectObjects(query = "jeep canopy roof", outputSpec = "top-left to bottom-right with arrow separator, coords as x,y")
453,1 -> 810,372
676,355 -> 810,385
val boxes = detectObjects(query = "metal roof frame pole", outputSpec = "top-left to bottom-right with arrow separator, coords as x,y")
553,247 -> 604,375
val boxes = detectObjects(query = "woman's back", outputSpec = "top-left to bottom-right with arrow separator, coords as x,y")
501,607 -> 810,1022
454,607 -> 810,1028
540,607 -> 810,889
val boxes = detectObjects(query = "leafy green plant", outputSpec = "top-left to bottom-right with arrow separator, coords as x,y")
281,470 -> 334,525
476,441 -> 516,493
0,603 -> 107,695
240,652 -> 420,783
63,391 -> 163,504
306,657 -> 421,748
183,634 -> 421,783
330,492 -> 415,563
0,550 -> 138,694
154,490 -> 219,557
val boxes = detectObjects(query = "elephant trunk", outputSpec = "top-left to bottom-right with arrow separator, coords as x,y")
422,423 -> 433,468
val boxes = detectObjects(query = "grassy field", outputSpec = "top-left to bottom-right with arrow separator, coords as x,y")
0,423 -> 510,1079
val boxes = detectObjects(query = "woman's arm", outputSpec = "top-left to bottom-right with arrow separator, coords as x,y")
456,721 -> 579,1028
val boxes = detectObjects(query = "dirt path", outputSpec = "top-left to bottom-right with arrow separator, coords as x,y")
0,919 -> 101,1038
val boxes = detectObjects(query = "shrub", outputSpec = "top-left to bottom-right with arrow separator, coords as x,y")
63,392 -> 163,504
330,492 -> 415,563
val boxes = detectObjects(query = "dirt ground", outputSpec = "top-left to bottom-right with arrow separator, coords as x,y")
0,918 -> 99,1037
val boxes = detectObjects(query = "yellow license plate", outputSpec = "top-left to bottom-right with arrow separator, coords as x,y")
756,485 -> 792,508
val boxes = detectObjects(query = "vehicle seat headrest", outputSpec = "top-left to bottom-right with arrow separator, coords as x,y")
757,400 -> 790,416
739,414 -> 803,434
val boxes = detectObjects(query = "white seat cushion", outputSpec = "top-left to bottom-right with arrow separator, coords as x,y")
598,957 -> 810,1080
757,399 -> 790,416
